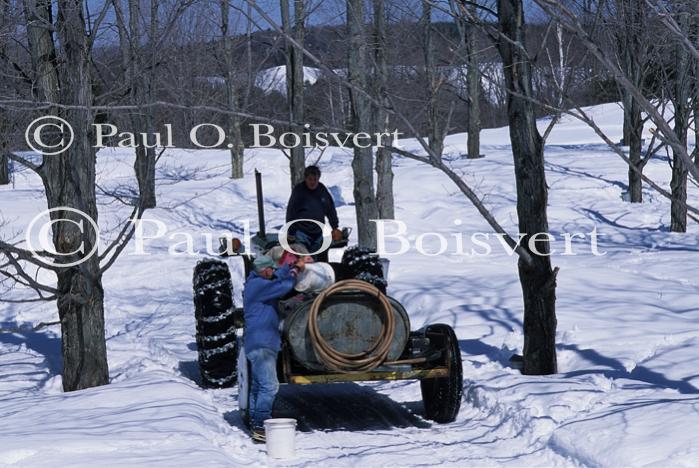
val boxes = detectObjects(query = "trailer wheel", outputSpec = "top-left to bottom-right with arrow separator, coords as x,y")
193,259 -> 238,388
420,324 -> 463,423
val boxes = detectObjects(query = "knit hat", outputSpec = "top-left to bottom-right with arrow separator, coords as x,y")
268,244 -> 310,262
253,255 -> 278,272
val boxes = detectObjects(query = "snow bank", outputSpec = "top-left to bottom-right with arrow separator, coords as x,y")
1,102 -> 698,466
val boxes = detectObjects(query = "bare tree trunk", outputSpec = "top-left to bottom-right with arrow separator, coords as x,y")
622,92 -> 632,145
497,0 -> 557,375
694,95 -> 699,172
453,7 -> 481,158
0,152 -> 8,185
24,0 -> 109,391
625,96 -> 643,203
348,0 -> 378,249
670,9 -> 691,233
338,80 -> 347,123
328,82 -> 336,126
693,19 -> 699,174
281,0 -> 305,188
0,0 -> 11,186
129,0 -> 158,208
694,43 -> 699,172
113,0 -> 157,208
615,0 -> 647,203
24,0 -> 59,103
694,101 -> 699,170
244,0 -> 254,108
221,0 -> 244,179
136,0 -> 158,208
422,1 -> 445,158
466,11 -> 481,159
670,129 -> 689,232
372,0 -> 394,219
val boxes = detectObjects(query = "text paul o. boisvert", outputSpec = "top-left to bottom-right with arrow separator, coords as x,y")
91,123 -> 403,150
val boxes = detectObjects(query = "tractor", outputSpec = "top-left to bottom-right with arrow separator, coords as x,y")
192,170 -> 463,424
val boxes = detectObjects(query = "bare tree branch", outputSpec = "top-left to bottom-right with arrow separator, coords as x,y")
387,144 -> 535,265
6,152 -> 42,175
0,250 -> 58,295
534,0 -> 699,184
0,320 -> 60,332
646,0 -> 699,62
98,205 -> 142,273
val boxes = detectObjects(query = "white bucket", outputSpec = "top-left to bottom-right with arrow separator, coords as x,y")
264,418 -> 297,459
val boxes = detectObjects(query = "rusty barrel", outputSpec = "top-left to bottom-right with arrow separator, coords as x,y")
282,292 -> 410,372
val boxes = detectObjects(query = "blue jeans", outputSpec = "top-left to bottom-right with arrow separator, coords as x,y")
294,230 -> 323,253
247,347 -> 279,429
294,230 -> 328,262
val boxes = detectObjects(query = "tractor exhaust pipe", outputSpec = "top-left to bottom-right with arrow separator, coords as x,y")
255,169 -> 266,238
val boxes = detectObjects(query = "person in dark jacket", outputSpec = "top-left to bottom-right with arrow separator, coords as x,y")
243,254 -> 305,442
286,165 -> 342,262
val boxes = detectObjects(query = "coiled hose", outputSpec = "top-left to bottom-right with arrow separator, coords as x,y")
307,279 -> 394,373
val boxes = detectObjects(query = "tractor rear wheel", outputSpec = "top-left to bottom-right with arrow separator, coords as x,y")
420,324 -> 463,423
341,245 -> 387,293
193,259 -> 238,388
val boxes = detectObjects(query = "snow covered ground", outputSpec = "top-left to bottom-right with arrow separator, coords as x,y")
1,103 -> 699,466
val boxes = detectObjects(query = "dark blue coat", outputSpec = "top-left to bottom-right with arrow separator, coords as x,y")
243,264 -> 296,353
286,182 -> 339,237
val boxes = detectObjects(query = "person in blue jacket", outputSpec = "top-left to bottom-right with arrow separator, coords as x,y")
243,254 -> 304,442
286,165 -> 342,262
